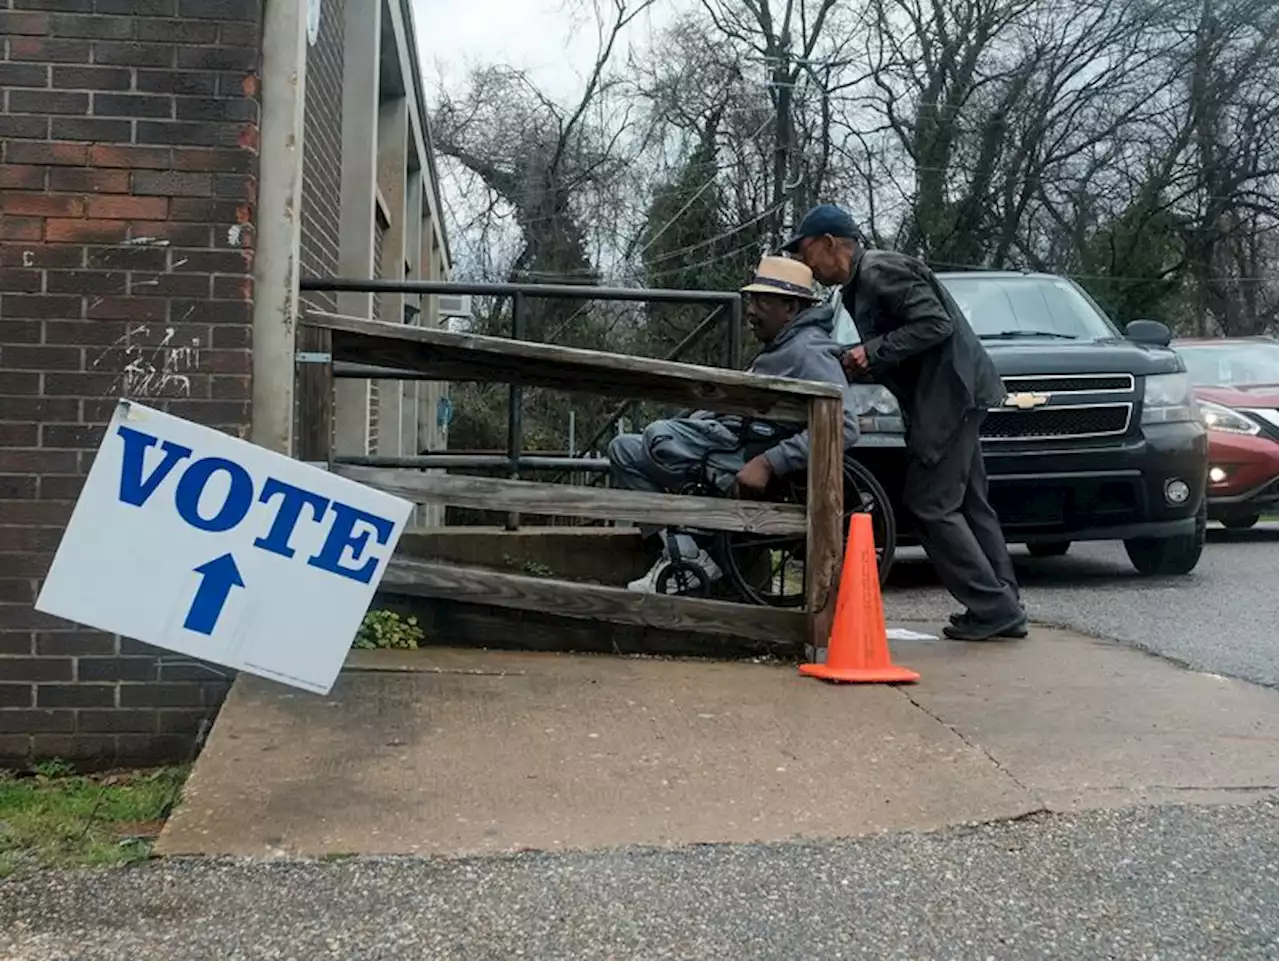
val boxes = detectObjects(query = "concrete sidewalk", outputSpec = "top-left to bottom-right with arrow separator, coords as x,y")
158,624 -> 1277,858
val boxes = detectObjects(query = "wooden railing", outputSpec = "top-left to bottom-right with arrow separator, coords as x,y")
299,311 -> 845,656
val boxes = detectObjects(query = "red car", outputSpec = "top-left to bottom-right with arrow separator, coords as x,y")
1173,337 -> 1278,529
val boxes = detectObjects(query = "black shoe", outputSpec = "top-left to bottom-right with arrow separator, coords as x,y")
943,610 -> 1028,640
949,603 -> 1028,630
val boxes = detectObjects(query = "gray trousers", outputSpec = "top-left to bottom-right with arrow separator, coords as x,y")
607,418 -> 748,557
903,412 -> 1022,622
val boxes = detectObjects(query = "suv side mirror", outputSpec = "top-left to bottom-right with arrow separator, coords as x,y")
1125,319 -> 1172,347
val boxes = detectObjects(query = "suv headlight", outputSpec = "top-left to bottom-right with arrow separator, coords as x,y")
852,385 -> 904,433
1197,399 -> 1261,435
1141,373 -> 1195,425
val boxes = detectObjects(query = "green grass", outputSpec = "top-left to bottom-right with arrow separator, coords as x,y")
0,764 -> 189,877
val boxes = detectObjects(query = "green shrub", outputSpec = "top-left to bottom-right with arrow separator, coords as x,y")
353,609 -> 424,650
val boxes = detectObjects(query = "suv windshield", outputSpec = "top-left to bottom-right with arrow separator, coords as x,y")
936,274 -> 1119,341
1176,342 -> 1279,387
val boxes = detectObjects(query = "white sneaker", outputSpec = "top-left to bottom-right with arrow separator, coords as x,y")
627,549 -> 723,594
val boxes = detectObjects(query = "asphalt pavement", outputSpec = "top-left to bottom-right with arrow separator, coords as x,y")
1,800 -> 1275,961
883,523 -> 1279,687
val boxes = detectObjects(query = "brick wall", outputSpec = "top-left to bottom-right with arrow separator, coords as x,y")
0,0 -> 261,767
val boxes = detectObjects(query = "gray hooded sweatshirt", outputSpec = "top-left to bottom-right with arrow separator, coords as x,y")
693,302 -> 861,476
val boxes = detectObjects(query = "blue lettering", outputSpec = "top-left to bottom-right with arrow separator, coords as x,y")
117,426 -> 192,507
307,501 -> 394,584
253,478 -> 330,559
174,457 -> 254,533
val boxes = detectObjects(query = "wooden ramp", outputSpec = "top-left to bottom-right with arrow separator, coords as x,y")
300,310 -> 847,658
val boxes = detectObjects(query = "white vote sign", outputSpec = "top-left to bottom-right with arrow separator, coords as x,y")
36,400 -> 414,695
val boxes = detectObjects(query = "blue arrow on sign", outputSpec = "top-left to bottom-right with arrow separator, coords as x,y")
184,553 -> 245,636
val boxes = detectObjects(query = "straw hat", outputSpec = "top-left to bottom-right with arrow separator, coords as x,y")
739,255 -> 820,301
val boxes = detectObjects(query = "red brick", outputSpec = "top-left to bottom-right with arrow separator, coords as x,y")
88,245 -> 168,271
178,0 -> 256,19
171,147 -> 254,173
94,92 -> 175,119
85,295 -> 168,321
0,424 -> 40,447
175,97 -> 256,123
211,275 -> 252,300
8,89 -> 90,115
131,273 -> 209,297
172,248 -> 251,274
0,578 -> 35,604
0,10 -> 49,32
87,144 -> 171,169
136,18 -> 218,43
0,116 -> 50,140
13,0 -> 92,10
92,42 -> 175,69
44,219 -> 128,244
0,555 -> 51,578
4,528 -> 65,552
51,117 -> 132,142
41,423 -> 105,449
0,659 -> 74,684
46,270 -> 128,295
218,21 -> 258,47
83,195 -> 169,220
2,193 -> 86,218
49,12 -> 134,38
41,371 -> 119,396
0,244 -> 82,269
77,660 -> 157,685
2,294 -> 82,319
0,163 -> 53,191
51,65 -> 133,90
0,270 -> 43,294
4,141 -> 88,166
0,218 -> 44,242
37,684 -> 115,708
0,372 -> 41,395
125,221 -> 211,246
169,198 -> 244,222
0,495 -> 75,521
213,173 -> 256,200
137,120 -> 240,148
0,684 -> 35,708
175,45 -> 256,71
0,477 -> 39,499
94,0 -> 174,14
0,62 -> 49,86
136,70 -> 216,96
48,167 -> 130,193
209,325 -> 250,349
0,345 -> 83,371
199,349 -> 250,374
38,474 -> 87,500
132,170 -> 212,196
0,397 -> 81,421
8,37 -> 91,62
169,299 -> 250,325
35,632 -> 114,656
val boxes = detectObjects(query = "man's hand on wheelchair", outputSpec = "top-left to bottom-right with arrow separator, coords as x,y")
733,454 -> 773,498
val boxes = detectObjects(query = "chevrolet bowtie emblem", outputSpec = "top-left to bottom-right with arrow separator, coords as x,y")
1004,392 -> 1050,410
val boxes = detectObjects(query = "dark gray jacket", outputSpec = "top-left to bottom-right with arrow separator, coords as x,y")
839,250 -> 1005,465
695,302 -> 860,476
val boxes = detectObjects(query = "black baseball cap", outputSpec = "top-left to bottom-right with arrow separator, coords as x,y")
779,204 -> 860,254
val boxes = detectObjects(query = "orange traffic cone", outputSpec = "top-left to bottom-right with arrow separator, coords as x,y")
799,512 -> 920,684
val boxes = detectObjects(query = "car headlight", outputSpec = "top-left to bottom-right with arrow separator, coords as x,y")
1197,399 -> 1261,435
1141,372 -> 1196,425
852,385 -> 904,433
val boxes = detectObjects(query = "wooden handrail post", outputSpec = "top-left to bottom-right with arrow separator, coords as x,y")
804,397 -> 844,659
296,326 -> 333,468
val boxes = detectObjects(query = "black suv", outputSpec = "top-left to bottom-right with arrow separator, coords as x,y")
837,271 -> 1209,577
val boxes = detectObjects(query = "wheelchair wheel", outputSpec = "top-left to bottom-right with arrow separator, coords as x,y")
655,559 -> 712,598
714,456 -> 897,607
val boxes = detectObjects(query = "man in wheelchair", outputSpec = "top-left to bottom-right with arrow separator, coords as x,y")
608,256 -> 859,594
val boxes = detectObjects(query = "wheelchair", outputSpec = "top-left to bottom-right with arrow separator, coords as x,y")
653,441 -> 897,607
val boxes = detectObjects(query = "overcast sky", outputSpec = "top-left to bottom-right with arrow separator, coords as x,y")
410,0 -> 679,103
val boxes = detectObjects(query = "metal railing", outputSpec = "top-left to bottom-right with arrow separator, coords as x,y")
299,277 -> 744,528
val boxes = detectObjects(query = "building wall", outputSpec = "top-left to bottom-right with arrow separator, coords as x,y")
0,0 -> 261,765
298,0 -> 344,312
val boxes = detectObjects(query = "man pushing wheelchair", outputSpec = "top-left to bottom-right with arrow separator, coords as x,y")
607,255 -> 859,594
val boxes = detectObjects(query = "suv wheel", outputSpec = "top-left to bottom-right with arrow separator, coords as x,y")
1027,541 -> 1070,558
1124,502 -> 1207,576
